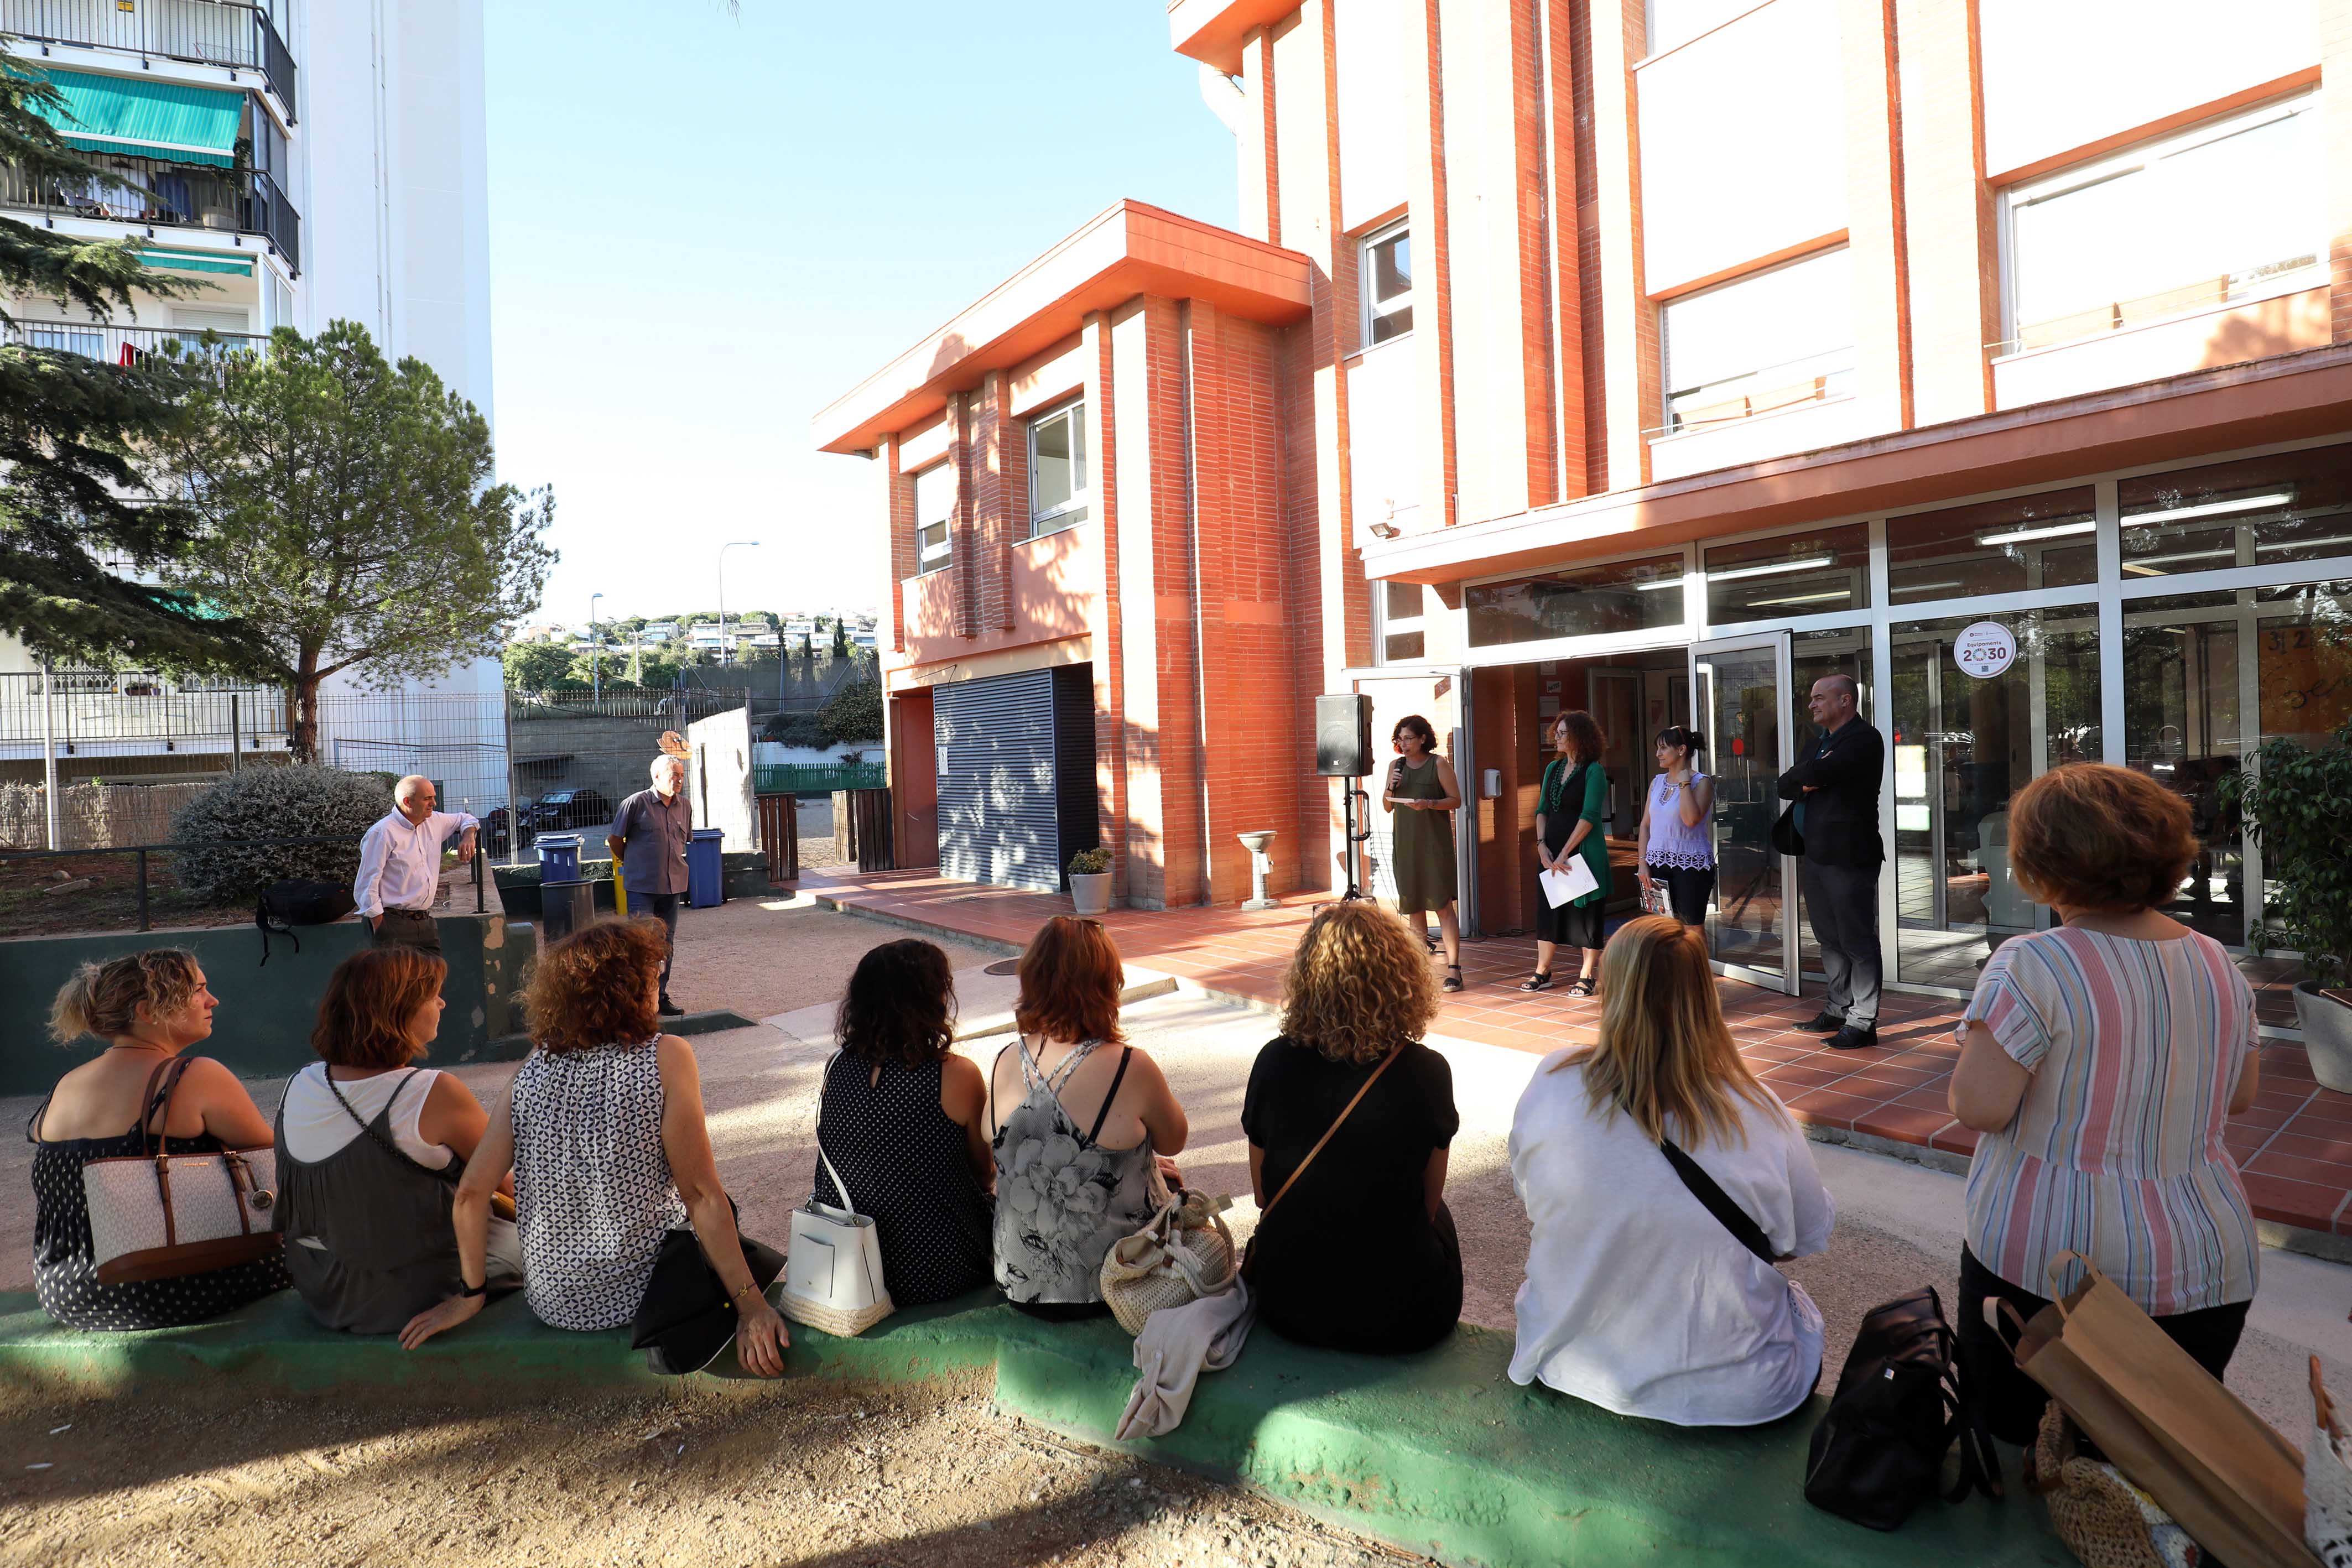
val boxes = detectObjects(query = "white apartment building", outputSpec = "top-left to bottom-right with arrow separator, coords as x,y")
0,1 -> 509,810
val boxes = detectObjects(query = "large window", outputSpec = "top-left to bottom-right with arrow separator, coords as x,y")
1659,246 -> 1854,434
2004,95 -> 2320,353
1466,554 -> 1684,648
1361,222 -> 1412,347
2119,446 -> 2352,580
1885,488 -> 2099,605
1028,400 -> 1089,536
1704,523 -> 1872,623
913,461 -> 954,574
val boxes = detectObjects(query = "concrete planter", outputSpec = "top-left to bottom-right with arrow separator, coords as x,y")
2298,981 -> 2352,1092
1070,872 -> 1112,917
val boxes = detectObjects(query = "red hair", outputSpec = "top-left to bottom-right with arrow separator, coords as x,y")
1013,916 -> 1126,1045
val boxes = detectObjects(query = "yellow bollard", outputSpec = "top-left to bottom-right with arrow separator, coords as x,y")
613,864 -> 627,917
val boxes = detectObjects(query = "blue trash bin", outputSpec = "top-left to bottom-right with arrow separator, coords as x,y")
536,833 -> 581,884
687,828 -> 725,909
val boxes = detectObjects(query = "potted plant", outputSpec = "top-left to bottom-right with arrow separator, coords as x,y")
2221,718 -> 2352,1089
1068,847 -> 1112,917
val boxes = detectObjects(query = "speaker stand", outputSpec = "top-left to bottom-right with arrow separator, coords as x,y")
1339,783 -> 1372,902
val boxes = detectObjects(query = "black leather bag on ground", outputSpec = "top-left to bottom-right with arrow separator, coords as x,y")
1805,1286 -> 2002,1530
256,879 -> 357,966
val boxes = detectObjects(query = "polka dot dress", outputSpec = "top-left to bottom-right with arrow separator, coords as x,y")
812,1053 -> 993,1307
27,1105 -> 289,1332
509,1038 -> 688,1332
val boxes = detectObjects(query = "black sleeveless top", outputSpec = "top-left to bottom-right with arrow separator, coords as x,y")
813,1054 -> 994,1307
27,1066 -> 289,1332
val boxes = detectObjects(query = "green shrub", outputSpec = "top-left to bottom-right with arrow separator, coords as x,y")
170,765 -> 391,904
819,679 -> 882,745
2220,717 -> 2352,988
1068,847 -> 1111,876
761,710 -> 828,747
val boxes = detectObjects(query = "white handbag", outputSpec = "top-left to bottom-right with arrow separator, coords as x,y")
779,1060 -> 896,1337
79,1056 -> 282,1285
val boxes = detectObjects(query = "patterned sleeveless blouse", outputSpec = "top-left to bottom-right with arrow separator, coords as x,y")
508,1038 -> 688,1331
990,1038 -> 1156,1305
1644,770 -> 1715,869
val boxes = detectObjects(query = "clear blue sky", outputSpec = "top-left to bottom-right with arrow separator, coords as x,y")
483,0 -> 1238,628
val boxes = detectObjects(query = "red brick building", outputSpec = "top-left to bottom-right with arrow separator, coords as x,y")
816,0 -> 2352,1008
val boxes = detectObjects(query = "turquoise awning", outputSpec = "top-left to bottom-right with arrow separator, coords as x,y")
32,68 -> 243,169
134,247 -> 254,277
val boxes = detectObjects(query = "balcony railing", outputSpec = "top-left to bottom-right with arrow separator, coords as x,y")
3,317 -> 269,367
0,0 -> 297,116
0,670 -> 287,749
0,153 -> 300,272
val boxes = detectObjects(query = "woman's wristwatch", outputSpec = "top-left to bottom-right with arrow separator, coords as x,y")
457,1279 -> 487,1299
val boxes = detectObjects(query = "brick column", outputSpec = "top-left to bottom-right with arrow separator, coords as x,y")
2324,0 -> 2352,341
946,391 -> 978,639
972,371 -> 1016,632
1083,311 -> 1131,905
1893,0 -> 1991,422
1406,0 -> 1461,529
1587,0 -> 1653,491
1110,296 -> 1189,909
1840,0 -> 1912,434
883,433 -> 913,655
1245,29 -> 1282,248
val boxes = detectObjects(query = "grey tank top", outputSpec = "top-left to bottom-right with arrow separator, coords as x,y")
990,1037 -> 1157,1304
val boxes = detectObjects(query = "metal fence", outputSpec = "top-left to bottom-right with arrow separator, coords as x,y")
0,0 -> 297,109
0,155 -> 301,272
1,674 -> 762,862
752,761 -> 883,795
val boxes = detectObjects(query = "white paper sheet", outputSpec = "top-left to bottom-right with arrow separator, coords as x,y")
1540,857 -> 1598,908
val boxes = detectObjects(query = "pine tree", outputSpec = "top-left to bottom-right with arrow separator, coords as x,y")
0,49 -> 273,674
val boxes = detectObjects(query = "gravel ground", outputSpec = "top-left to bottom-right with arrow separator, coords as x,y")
0,1373 -> 1414,1568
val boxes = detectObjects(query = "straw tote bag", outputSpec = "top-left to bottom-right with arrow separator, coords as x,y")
80,1057 -> 282,1285
1100,1173 -> 1239,1337
779,1059 -> 896,1337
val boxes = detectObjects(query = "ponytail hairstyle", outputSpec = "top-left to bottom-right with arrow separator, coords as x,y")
48,949 -> 204,1046
1654,725 -> 1706,764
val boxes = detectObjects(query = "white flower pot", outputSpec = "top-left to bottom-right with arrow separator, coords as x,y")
2298,982 -> 2352,1093
1069,871 -> 1111,916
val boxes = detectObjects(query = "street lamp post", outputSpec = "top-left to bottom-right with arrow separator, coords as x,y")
717,540 -> 761,668
590,592 -> 603,703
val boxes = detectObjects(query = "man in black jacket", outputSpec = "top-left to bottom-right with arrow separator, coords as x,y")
1776,674 -> 1885,1050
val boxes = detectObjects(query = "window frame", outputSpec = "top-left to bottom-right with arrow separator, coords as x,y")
1026,397 -> 1091,538
912,460 -> 954,576
1997,91 -> 2323,357
1360,220 -> 1413,350
1377,580 -> 1428,665
1656,244 -> 1857,436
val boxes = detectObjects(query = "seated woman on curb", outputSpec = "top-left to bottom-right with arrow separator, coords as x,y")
987,916 -> 1188,1317
275,948 -> 522,1334
30,950 -> 290,1330
814,939 -> 995,1306
1508,916 -> 1833,1425
1245,900 -> 1463,1355
1952,764 -> 2261,1445
399,918 -> 788,1376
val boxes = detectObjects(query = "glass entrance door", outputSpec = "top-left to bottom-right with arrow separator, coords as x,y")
1691,632 -> 1797,992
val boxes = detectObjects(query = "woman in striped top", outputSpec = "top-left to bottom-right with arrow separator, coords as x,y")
1950,764 -> 2260,1444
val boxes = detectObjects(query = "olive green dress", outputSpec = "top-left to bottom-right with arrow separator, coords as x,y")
1387,755 -> 1458,914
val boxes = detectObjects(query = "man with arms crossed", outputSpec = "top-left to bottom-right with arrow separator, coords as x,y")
353,776 -> 478,954
610,754 -> 693,1017
1776,674 -> 1886,1051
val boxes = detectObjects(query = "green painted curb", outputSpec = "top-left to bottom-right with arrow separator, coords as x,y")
0,1291 -> 2067,1568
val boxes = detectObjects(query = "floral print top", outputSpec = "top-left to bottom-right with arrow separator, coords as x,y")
991,1037 -> 1156,1305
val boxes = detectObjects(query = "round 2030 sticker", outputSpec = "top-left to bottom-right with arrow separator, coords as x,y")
1953,621 -> 2017,680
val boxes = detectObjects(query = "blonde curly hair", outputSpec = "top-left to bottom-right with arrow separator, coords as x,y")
1279,902 -> 1439,1064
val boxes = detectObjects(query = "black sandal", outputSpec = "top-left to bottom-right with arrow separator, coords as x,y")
1519,971 -> 1554,992
1567,977 -> 1596,997
1443,965 -> 1464,993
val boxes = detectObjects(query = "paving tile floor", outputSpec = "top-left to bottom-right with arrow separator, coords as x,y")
805,868 -> 2352,1239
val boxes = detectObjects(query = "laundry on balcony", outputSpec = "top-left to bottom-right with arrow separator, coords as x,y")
28,67 -> 244,168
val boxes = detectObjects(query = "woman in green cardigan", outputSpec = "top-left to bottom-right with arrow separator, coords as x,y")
1523,710 -> 1611,996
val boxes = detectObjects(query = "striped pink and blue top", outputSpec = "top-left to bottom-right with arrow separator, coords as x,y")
1959,925 -> 2259,1317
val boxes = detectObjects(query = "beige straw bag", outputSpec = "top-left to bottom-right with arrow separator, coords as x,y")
2307,1358 -> 2352,1567
2030,1403 -> 2200,1568
78,1056 -> 281,1285
1099,1179 -> 1237,1337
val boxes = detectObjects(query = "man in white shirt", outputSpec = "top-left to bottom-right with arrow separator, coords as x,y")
353,775 -> 478,954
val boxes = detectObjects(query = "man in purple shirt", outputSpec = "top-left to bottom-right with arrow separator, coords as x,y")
607,754 -> 692,1016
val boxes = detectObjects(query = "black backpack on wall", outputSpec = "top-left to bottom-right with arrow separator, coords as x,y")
255,878 -> 357,965
1803,1286 -> 2001,1530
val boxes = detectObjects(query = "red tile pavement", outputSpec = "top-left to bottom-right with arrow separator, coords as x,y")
802,869 -> 2352,1238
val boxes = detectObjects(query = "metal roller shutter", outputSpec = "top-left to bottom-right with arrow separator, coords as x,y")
934,669 -> 1060,892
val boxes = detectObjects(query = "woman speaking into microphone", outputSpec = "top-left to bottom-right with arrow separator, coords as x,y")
1382,715 -> 1466,993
